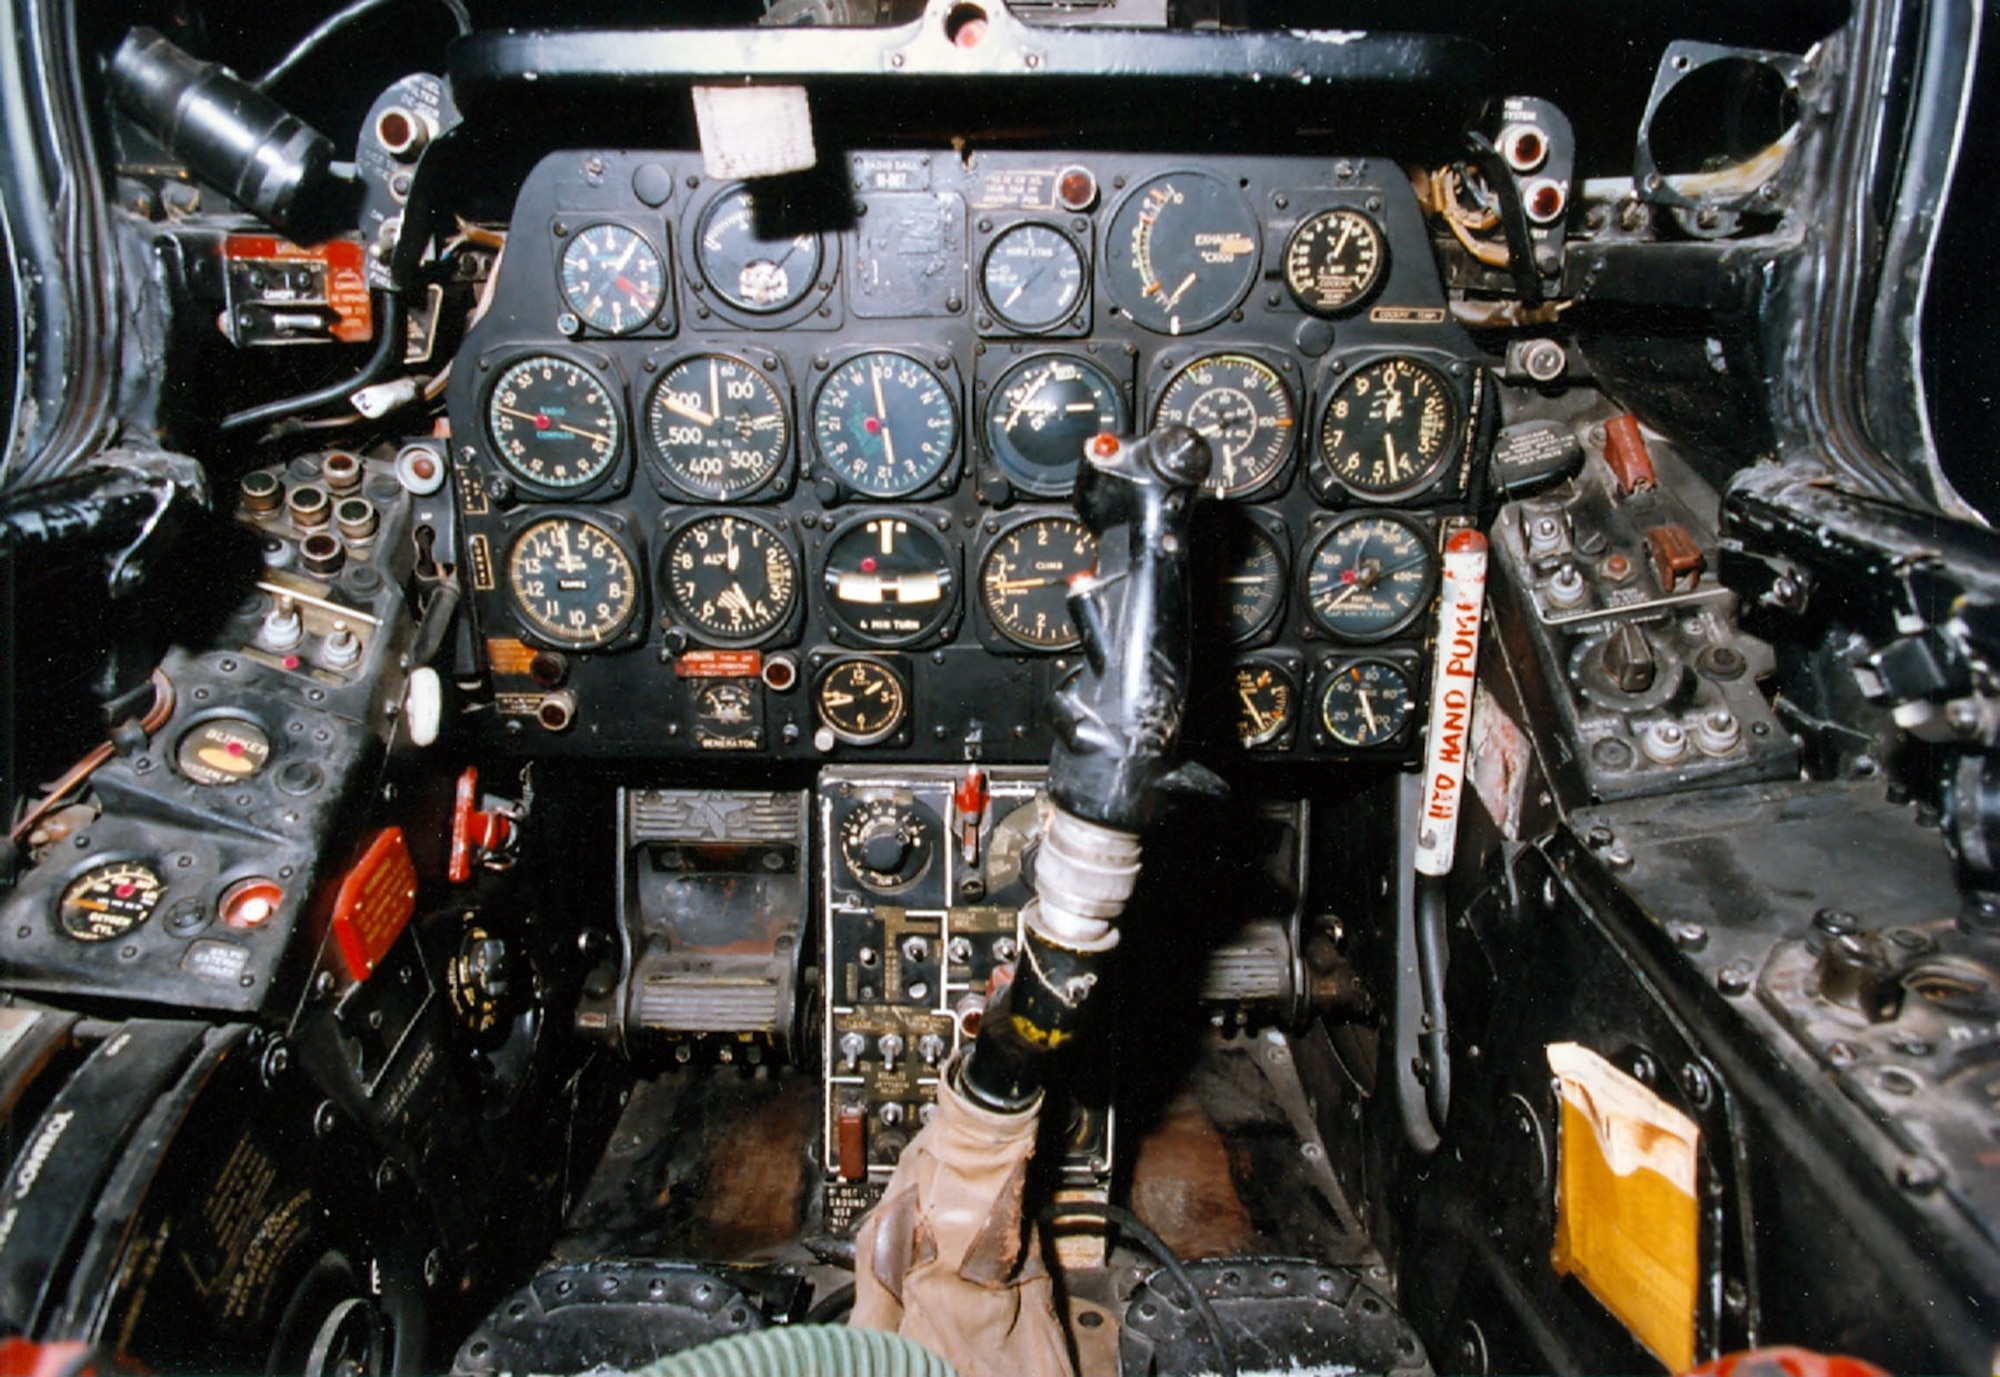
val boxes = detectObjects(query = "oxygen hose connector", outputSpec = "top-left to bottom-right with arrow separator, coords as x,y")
108,28 -> 347,241
960,426 -> 1218,1112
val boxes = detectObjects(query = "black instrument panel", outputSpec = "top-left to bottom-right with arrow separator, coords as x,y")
448,149 -> 1492,764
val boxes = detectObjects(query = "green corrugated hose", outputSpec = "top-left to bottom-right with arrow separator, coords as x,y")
624,1325 -> 958,1377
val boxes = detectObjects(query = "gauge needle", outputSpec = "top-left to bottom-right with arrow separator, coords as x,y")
1005,366 -> 1054,429
710,360 -> 721,420
1239,685 -> 1270,731
991,576 -> 1056,592
719,583 -> 754,617
1161,272 -> 1199,311
824,690 -> 855,707
1357,688 -> 1380,734
613,235 -> 639,272
494,404 -> 611,445
870,362 -> 899,466
660,396 -> 716,426
1385,432 -> 1402,473
1225,574 -> 1271,583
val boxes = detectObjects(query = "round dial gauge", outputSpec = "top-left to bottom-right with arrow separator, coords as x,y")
1317,357 -> 1461,499
486,355 -> 623,492
59,860 -> 165,943
662,512 -> 799,644
645,354 -> 789,501
1105,171 -> 1260,335
505,515 -> 640,649
1283,208 -> 1387,316
817,657 -> 910,746
1210,521 -> 1287,644
981,223 -> 1086,332
1320,658 -> 1417,748
1153,353 -> 1297,498
559,223 -> 665,335
813,352 -> 958,498
980,515 -> 1096,650
175,717 -> 272,786
695,185 -> 823,315
1232,660 -> 1297,749
822,515 -> 957,645
986,355 -> 1125,497
1303,513 -> 1438,642
838,796 -> 937,892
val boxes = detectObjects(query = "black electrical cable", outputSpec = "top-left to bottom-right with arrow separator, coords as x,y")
218,290 -> 407,436
802,1281 -> 856,1325
1039,1201 -> 1236,1377
255,0 -> 472,92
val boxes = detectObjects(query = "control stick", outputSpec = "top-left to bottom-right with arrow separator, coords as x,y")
852,427 -> 1211,1377
959,425 -> 1216,1112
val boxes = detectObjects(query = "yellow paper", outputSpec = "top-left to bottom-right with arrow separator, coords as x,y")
1548,1041 -> 1700,1373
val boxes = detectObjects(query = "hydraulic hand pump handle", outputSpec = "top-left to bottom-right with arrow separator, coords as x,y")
959,426 -> 1212,1112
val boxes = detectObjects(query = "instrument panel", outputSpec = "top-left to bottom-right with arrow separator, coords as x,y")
448,149 -> 1492,764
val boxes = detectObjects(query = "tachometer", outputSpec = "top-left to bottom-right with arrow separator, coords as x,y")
812,352 -> 958,498
1315,357 -> 1461,500
485,355 -> 623,493
980,515 -> 1096,650
1303,512 -> 1437,642
1105,171 -> 1260,335
559,223 -> 666,335
980,223 -> 1086,333
1152,353 -> 1296,498
661,512 -> 799,645
985,355 -> 1124,497
505,515 -> 641,649
644,354 -> 790,501
694,185 -> 823,315
822,515 -> 957,645
1283,208 -> 1387,316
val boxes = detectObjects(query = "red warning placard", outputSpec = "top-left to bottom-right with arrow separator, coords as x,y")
331,828 -> 417,980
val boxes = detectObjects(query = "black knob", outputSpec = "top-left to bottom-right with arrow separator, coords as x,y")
863,831 -> 910,875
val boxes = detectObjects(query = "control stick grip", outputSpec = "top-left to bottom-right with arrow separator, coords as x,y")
1046,426 -> 1213,833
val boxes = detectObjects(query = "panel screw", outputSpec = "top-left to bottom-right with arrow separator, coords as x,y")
1716,960 -> 1754,995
